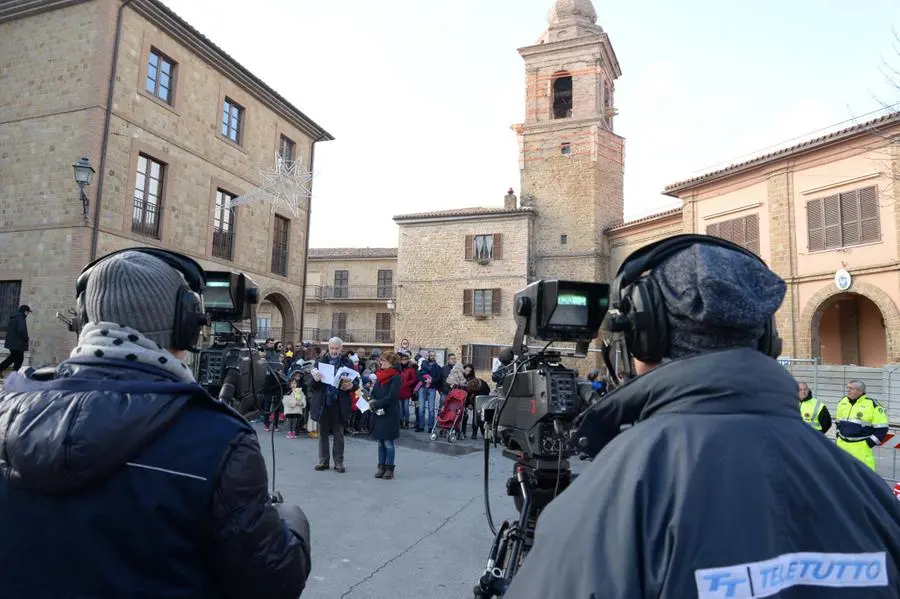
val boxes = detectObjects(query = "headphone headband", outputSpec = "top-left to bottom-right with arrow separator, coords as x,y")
76,247 -> 206,297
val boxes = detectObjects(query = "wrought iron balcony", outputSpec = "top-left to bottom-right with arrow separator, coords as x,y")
304,285 -> 396,301
302,328 -> 394,345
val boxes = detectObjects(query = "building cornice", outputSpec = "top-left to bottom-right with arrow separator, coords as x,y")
394,210 -> 535,225
518,32 -> 621,79
0,0 -> 90,23
512,116 -> 619,138
129,0 -> 334,143
664,112 -> 900,196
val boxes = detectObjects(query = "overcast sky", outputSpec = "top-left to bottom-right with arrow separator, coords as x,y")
162,0 -> 900,248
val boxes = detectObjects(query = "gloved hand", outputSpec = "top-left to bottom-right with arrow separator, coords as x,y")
275,503 -> 311,548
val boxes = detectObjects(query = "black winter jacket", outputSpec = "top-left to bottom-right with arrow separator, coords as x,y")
506,348 -> 900,599
369,368 -> 401,441
0,358 -> 311,599
4,311 -> 28,351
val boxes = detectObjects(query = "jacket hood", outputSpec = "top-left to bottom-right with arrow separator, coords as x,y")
0,359 -> 206,494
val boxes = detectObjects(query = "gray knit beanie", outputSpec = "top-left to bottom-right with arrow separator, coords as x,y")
650,244 -> 786,359
83,251 -> 187,348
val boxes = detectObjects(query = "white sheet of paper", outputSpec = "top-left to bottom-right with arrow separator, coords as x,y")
492,357 -> 502,373
317,362 -> 335,386
356,398 -> 371,413
336,366 -> 359,382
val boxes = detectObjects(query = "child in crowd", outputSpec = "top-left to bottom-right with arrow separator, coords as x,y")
282,375 -> 307,440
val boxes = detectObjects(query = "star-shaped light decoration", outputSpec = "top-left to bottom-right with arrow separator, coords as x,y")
229,154 -> 314,218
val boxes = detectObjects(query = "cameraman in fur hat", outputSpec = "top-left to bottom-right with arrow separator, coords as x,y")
0,249 -> 311,599
506,235 -> 900,599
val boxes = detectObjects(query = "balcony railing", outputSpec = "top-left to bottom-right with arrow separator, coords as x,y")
304,285 -> 396,301
132,199 -> 161,239
303,328 -> 394,345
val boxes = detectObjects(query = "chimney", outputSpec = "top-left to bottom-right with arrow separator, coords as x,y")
504,187 -> 518,209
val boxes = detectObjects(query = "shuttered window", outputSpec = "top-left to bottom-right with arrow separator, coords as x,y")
463,288 -> 502,316
465,234 -> 503,261
706,214 -> 760,255
806,185 -> 880,252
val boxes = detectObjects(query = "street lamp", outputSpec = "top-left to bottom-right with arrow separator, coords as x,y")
73,157 -> 95,218
386,299 -> 395,312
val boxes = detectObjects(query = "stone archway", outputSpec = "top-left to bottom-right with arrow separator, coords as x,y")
257,288 -> 297,344
800,281 -> 900,364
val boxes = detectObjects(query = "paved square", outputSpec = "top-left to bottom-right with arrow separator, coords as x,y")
259,424 -> 522,599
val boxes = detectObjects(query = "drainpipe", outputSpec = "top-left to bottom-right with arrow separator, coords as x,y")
90,0 -> 136,261
297,141 -> 317,345
786,168 -> 799,358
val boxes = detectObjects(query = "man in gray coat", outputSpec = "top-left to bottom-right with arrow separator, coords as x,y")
504,237 -> 900,598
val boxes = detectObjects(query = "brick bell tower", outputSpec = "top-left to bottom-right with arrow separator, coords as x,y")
513,0 -> 624,283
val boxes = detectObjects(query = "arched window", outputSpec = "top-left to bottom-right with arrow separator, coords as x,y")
552,73 -> 573,119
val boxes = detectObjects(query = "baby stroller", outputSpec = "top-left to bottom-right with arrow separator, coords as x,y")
430,388 -> 467,443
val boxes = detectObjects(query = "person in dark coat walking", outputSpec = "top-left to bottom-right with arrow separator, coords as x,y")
0,250 -> 311,599
0,305 -> 31,376
369,351 -> 401,480
307,337 -> 358,473
505,235 -> 900,599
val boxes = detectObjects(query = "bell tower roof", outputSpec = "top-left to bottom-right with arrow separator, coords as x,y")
536,0 -> 606,45
548,0 -> 597,26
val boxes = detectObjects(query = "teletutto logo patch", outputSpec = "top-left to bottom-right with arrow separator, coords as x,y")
694,551 -> 888,598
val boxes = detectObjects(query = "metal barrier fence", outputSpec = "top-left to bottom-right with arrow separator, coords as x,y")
779,358 -> 900,484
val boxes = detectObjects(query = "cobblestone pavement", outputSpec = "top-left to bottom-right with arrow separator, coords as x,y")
258,424 -> 524,599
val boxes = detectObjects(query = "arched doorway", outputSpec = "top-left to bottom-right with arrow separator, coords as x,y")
812,293 -> 886,367
256,290 -> 297,344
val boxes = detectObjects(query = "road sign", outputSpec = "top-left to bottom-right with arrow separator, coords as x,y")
400,338 -> 410,349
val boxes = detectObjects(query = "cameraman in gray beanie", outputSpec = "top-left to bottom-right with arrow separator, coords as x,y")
506,236 -> 900,599
0,249 -> 312,599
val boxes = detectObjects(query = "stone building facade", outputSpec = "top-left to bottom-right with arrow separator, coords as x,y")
0,0 -> 332,366
298,248 -> 398,351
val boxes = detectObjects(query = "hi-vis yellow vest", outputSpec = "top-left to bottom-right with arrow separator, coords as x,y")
835,394 -> 888,443
800,397 -> 825,430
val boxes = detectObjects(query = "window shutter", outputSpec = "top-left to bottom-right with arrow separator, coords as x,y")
807,199 -> 824,252
839,190 -> 860,247
706,223 -> 719,237
491,288 -> 502,315
463,289 -> 473,315
493,233 -> 503,260
823,195 -> 841,249
859,186 -> 881,243
744,214 -> 760,255
465,235 -> 474,261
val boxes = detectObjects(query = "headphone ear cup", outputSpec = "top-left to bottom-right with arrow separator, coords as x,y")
624,277 -> 668,364
171,287 -> 205,351
759,316 -> 783,359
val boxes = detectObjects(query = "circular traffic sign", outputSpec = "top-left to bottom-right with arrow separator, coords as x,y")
400,338 -> 410,349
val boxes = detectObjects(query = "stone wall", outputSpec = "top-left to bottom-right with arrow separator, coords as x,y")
0,2 -> 322,363
395,214 -> 531,358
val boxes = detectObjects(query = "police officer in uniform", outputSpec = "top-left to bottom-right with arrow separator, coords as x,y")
835,379 -> 889,471
798,381 -> 831,434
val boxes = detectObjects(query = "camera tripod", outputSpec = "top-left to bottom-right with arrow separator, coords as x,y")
473,451 -> 572,598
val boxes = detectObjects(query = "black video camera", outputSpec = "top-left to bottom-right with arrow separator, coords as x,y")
196,272 -> 287,415
473,280 -> 609,599
483,280 -> 609,461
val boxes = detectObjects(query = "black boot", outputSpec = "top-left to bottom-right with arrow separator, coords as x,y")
315,462 -> 329,471
383,465 -> 395,480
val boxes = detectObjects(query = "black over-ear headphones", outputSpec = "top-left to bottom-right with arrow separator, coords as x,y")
609,234 -> 783,364
75,247 -> 210,351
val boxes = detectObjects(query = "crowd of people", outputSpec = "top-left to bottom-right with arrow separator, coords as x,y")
255,337 -> 493,479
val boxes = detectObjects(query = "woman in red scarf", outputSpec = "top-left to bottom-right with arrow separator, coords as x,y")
369,351 -> 402,479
